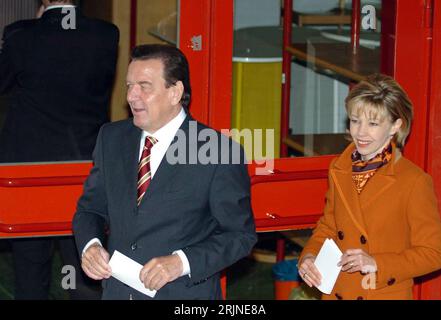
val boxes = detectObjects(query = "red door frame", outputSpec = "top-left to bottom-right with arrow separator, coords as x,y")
179,0 -> 233,130
424,0 -> 441,300
388,0 -> 433,167
383,0 -> 440,300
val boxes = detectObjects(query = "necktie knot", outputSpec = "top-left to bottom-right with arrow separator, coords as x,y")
144,136 -> 158,150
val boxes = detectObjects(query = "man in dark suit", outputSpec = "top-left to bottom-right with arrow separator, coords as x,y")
0,0 -> 119,299
73,44 -> 257,300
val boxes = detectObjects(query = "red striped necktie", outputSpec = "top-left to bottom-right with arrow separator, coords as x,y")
137,136 -> 158,205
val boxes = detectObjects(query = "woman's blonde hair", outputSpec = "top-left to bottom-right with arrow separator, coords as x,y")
345,74 -> 414,150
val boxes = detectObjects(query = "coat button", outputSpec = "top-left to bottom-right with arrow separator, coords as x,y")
357,296 -> 364,300
387,278 -> 396,286
335,293 -> 343,300
360,235 -> 367,244
338,231 -> 344,240
131,243 -> 137,251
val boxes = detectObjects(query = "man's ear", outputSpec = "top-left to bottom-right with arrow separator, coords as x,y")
170,81 -> 184,106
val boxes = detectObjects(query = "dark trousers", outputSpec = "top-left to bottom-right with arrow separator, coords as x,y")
11,236 -> 102,300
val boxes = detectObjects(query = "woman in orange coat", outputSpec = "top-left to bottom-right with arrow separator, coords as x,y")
298,74 -> 441,300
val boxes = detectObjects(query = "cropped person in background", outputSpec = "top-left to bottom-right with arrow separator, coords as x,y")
0,0 -> 119,299
298,74 -> 441,300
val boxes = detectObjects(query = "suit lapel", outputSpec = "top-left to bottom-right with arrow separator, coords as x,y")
122,123 -> 143,206
138,115 -> 192,205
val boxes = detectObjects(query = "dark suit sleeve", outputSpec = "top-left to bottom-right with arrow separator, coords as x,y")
0,25 -> 22,94
182,146 -> 258,284
72,125 -> 109,256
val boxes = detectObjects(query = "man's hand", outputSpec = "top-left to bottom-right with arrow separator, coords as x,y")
139,254 -> 183,291
81,243 -> 112,280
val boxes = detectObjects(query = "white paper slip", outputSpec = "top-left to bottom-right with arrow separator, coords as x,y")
108,250 -> 157,298
314,238 -> 343,295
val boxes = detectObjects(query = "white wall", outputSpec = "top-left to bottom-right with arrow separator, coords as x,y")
234,0 -> 382,29
293,0 -> 340,13
234,0 -> 280,30
295,0 -> 381,13
290,62 -> 349,134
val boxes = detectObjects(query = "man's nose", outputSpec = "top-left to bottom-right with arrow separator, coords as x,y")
127,85 -> 140,102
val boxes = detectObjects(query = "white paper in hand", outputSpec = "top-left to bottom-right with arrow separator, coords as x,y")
314,238 -> 343,295
108,250 -> 157,298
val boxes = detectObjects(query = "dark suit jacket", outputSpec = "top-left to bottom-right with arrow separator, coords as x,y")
0,8 -> 119,162
73,116 -> 258,300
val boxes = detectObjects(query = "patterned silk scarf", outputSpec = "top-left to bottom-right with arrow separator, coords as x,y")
351,143 -> 393,194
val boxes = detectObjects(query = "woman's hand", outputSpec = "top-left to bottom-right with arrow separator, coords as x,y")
338,249 -> 377,274
298,254 -> 322,288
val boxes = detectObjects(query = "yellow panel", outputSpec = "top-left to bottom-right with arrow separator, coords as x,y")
231,61 -> 282,160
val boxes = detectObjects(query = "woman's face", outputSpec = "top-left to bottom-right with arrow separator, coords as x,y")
349,107 -> 402,161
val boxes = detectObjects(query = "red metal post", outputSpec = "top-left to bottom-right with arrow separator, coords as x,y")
281,0 -> 293,158
278,0 -> 294,262
380,0 -> 396,76
392,0 -> 439,299
207,0 -> 233,131
351,0 -> 361,54
179,0 -> 211,125
276,238 -> 286,262
420,0 -> 441,300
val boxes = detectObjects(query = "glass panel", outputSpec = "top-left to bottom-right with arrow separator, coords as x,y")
232,0 -> 282,162
287,0 -> 381,157
231,0 -> 382,160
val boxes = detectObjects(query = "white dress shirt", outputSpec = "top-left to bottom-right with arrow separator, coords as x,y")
83,108 -> 191,277
138,107 -> 186,178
